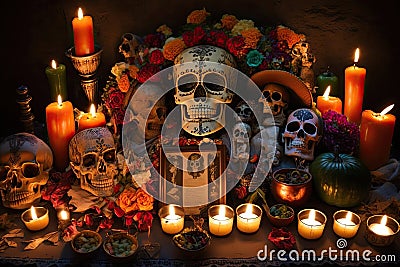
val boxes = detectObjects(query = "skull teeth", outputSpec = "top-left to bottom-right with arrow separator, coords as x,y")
186,105 -> 218,119
5,191 -> 35,202
84,174 -> 114,189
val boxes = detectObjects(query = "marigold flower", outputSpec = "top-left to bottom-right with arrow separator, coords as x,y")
221,14 -> 239,30
128,65 -> 139,79
118,74 -> 130,93
187,8 -> 210,24
163,38 -> 186,61
275,25 -> 305,48
241,27 -> 263,49
231,19 -> 255,36
157,24 -> 173,36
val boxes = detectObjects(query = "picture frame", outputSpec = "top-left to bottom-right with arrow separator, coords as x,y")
159,144 -> 227,216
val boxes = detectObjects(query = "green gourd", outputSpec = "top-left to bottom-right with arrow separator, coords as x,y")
310,151 -> 371,207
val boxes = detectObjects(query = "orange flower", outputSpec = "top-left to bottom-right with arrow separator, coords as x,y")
157,24 -> 172,36
241,27 -> 263,49
135,188 -> 154,211
221,14 -> 238,30
163,38 -> 186,61
187,8 -> 210,24
118,74 -> 130,92
128,65 -> 139,79
276,25 -> 305,48
116,186 -> 138,213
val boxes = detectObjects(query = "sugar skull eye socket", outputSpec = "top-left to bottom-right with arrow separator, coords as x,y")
304,122 -> 317,135
83,154 -> 96,168
103,149 -> 116,163
271,92 -> 282,101
203,73 -> 225,92
177,74 -> 197,93
21,162 -> 40,178
286,121 -> 300,132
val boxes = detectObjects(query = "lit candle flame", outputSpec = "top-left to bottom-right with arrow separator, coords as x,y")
57,95 -> 63,107
89,104 -> 97,118
51,59 -> 57,69
354,48 -> 360,64
78,7 -> 83,19
345,211 -> 353,222
169,205 -> 176,217
309,209 -> 316,221
380,215 -> 388,226
380,104 -> 394,116
323,86 -> 331,99
245,204 -> 253,215
31,206 -> 38,220
219,205 -> 226,218
60,210 -> 69,220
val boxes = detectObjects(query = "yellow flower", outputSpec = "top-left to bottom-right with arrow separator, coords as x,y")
187,8 -> 210,24
163,38 -> 186,61
241,27 -> 263,49
157,24 -> 172,36
231,19 -> 255,36
276,25 -> 305,48
221,14 -> 239,30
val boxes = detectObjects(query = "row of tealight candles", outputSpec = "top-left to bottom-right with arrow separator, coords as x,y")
159,204 -> 399,247
21,206 -> 71,231
316,48 -> 396,171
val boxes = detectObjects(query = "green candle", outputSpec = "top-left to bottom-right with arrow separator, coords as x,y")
45,60 -> 67,101
317,67 -> 339,97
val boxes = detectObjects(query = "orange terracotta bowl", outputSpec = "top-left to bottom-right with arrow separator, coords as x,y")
270,168 -> 312,207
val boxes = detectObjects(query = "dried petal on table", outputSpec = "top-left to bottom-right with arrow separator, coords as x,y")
268,227 -> 296,250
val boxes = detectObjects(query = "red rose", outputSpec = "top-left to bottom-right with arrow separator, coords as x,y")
226,36 -> 248,57
112,108 -> 126,126
144,33 -> 164,48
206,30 -> 228,48
234,186 -> 248,199
183,26 -> 206,47
106,90 -> 125,109
149,49 -> 165,65
137,64 -> 160,83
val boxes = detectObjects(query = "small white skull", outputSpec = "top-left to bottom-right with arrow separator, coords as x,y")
235,101 -> 253,123
174,45 -> 237,136
283,108 -> 321,161
0,133 -> 53,209
259,83 -> 290,127
232,122 -> 251,161
187,153 -> 204,179
119,33 -> 143,63
69,127 -> 117,197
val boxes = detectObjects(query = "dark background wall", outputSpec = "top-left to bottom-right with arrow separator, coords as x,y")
1,0 -> 398,149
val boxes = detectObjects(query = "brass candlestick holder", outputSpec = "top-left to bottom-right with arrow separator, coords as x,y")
66,45 -> 103,103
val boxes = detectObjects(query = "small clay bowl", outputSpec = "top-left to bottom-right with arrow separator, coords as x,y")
71,230 -> 102,254
267,204 -> 295,227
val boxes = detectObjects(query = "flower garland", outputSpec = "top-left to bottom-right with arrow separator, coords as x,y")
100,8 -> 312,134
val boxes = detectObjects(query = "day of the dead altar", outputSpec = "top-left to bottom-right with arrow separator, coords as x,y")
0,6 -> 399,267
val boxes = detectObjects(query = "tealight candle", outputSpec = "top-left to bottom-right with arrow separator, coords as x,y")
297,209 -> 327,239
236,203 -> 262,234
56,206 -> 71,230
316,86 -> 342,114
21,206 -> 49,231
333,210 -> 361,238
78,104 -> 106,131
365,215 -> 399,246
158,204 -> 184,235
208,204 -> 234,236
344,48 -> 366,125
359,104 -> 396,170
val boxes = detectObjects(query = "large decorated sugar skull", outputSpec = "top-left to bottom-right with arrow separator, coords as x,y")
0,133 -> 53,209
173,45 -> 237,136
69,127 -> 117,197
283,108 -> 321,161
259,83 -> 290,127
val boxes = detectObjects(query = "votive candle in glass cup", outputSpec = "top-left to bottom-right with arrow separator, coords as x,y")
236,203 -> 262,234
297,209 -> 327,239
21,206 -> 49,231
208,204 -> 234,236
333,210 -> 361,238
365,215 -> 399,246
158,204 -> 185,235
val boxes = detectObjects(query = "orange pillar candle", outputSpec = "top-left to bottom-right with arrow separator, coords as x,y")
359,104 -> 396,170
78,104 -> 106,131
317,86 -> 343,114
344,48 -> 366,125
72,7 -> 95,56
46,95 -> 76,171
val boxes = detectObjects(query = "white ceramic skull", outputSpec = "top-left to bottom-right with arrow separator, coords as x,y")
69,127 -> 117,197
0,133 -> 53,209
173,45 -> 237,136
283,108 -> 321,161
259,83 -> 290,127
232,122 -> 251,161
187,153 -> 204,179
119,33 -> 143,62
127,82 -> 166,140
